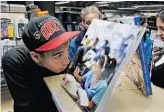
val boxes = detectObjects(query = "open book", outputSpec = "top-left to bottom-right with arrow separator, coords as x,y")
108,16 -> 153,96
62,19 -> 145,112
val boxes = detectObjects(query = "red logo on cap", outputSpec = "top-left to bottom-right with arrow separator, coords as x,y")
41,20 -> 61,40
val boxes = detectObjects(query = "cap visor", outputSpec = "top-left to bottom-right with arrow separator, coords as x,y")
35,31 -> 80,51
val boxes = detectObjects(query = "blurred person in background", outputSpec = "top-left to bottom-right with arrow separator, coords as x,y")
69,6 -> 102,61
151,8 -> 164,88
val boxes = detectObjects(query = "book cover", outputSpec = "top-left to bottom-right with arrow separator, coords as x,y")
60,19 -> 145,112
115,16 -> 153,96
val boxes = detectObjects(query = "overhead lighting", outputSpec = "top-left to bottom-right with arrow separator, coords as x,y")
98,4 -> 109,7
96,1 -> 124,4
59,6 -> 83,10
95,2 -> 111,4
55,10 -> 80,14
102,9 -> 121,13
118,7 -> 137,10
133,5 -> 164,8
138,9 -> 160,12
108,1 -> 124,3
55,1 -> 70,5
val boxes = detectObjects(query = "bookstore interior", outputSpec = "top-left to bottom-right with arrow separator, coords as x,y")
1,1 -> 164,112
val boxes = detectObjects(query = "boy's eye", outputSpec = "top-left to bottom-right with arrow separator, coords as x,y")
85,21 -> 91,25
159,26 -> 164,31
53,54 -> 62,59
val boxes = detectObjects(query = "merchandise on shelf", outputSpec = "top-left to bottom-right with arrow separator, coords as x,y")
15,17 -> 28,39
9,4 -> 26,12
0,3 -> 9,12
1,18 -> 14,39
1,19 -> 9,38
8,22 -> 14,38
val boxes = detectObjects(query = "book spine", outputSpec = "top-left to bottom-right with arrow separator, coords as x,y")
138,39 -> 152,95
134,16 -> 152,96
145,33 -> 152,68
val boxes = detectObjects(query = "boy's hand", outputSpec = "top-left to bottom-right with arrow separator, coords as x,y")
62,76 -> 71,88
74,67 -> 82,82
74,67 -> 79,79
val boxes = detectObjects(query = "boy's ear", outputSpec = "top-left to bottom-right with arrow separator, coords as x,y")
30,51 -> 40,63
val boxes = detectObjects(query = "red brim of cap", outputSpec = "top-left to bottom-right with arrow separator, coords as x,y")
35,31 -> 80,51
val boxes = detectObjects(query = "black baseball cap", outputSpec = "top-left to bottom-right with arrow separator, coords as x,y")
22,16 -> 80,51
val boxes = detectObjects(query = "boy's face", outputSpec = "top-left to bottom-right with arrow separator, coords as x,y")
156,17 -> 164,42
39,42 -> 70,73
84,13 -> 100,30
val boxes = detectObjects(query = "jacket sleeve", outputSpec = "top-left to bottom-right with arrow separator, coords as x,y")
2,50 -> 44,112
151,63 -> 164,88
76,22 -> 85,31
68,31 -> 85,61
68,36 -> 79,61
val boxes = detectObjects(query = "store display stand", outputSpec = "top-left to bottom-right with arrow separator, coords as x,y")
1,4 -> 27,88
105,75 -> 164,112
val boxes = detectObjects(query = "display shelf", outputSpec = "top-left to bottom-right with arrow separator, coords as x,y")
1,11 -> 27,13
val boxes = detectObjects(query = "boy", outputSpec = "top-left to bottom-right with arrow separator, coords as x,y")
2,16 -> 80,112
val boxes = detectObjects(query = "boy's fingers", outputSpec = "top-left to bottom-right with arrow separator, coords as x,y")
74,67 -> 78,74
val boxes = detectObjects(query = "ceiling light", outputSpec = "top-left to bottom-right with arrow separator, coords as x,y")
98,4 -> 109,7
55,1 -> 70,5
118,7 -> 137,10
95,2 -> 111,4
133,5 -> 164,8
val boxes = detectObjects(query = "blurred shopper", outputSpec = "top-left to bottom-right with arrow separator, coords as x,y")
151,8 -> 164,88
69,6 -> 102,60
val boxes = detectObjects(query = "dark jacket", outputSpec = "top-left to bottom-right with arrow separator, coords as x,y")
2,45 -> 68,112
151,63 -> 164,88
